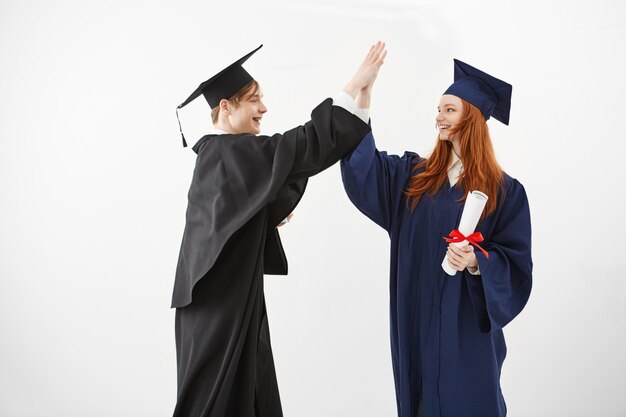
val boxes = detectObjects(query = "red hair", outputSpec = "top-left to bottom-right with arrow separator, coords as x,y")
406,99 -> 504,216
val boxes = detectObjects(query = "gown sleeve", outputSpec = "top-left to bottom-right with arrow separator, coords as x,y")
262,99 -> 371,227
340,131 -> 416,233
283,99 -> 371,181
465,178 -> 533,333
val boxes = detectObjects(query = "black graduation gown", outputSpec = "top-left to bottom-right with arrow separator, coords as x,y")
172,98 -> 371,417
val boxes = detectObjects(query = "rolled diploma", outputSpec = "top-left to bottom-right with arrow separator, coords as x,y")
442,190 -> 489,276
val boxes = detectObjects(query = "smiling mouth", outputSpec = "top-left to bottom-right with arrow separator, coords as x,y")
438,124 -> 451,130
252,117 -> 262,123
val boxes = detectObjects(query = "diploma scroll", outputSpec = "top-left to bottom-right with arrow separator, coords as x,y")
442,190 -> 488,276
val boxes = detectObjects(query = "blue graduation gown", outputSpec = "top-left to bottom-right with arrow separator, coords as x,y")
341,132 -> 532,417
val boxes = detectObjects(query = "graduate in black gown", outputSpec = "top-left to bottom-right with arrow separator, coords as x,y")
172,42 -> 387,417
341,60 -> 532,417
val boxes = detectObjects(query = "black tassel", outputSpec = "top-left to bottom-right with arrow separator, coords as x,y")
176,106 -> 187,147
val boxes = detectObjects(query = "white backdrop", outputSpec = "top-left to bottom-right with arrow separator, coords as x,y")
1,0 -> 625,416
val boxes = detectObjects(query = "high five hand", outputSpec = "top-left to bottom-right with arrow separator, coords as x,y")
344,41 -> 387,99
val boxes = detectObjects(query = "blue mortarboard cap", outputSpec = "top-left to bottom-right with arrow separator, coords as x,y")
444,59 -> 512,125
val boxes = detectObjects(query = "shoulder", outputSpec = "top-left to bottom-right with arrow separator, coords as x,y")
402,150 -> 420,160
501,172 -> 528,199
195,133 -> 270,153
403,151 -> 424,174
379,149 -> 421,176
405,151 -> 422,164
195,133 -> 289,172
497,172 -> 530,216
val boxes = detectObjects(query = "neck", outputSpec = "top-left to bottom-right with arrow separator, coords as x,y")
450,137 -> 461,158
214,120 -> 234,134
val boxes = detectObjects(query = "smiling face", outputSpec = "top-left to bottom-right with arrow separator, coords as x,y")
436,94 -> 463,141
225,89 -> 267,135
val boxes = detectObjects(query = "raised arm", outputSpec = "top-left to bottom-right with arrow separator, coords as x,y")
340,132 -> 415,233
283,42 -> 387,181
340,44 -> 417,233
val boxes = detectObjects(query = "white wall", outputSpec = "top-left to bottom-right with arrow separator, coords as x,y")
1,0 -> 624,416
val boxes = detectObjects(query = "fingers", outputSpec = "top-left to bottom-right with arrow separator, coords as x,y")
365,41 -> 385,63
447,247 -> 461,262
461,244 -> 474,253
447,244 -> 471,271
448,244 -> 463,257
378,49 -> 387,65
449,244 -> 473,255
447,254 -> 463,271
346,41 -> 387,95
364,43 -> 376,62
369,41 -> 386,64
277,213 -> 293,228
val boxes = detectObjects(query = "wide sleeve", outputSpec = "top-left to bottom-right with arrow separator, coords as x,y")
263,98 -> 371,228
465,178 -> 533,333
340,131 -> 416,233
282,98 -> 372,182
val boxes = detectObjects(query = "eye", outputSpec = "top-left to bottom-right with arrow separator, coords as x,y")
446,108 -> 455,112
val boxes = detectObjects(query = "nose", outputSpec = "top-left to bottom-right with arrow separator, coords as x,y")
436,112 -> 444,122
259,100 -> 268,114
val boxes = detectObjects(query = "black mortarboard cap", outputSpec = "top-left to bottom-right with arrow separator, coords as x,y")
443,59 -> 512,125
176,45 -> 262,146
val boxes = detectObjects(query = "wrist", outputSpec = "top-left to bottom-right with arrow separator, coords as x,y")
344,78 -> 371,99
343,81 -> 360,100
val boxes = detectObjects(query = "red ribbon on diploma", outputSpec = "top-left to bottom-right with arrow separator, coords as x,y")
443,230 -> 490,259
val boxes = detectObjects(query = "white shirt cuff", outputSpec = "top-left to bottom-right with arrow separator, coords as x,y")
467,266 -> 481,275
332,90 -> 357,114
354,108 -> 370,124
332,91 -> 369,124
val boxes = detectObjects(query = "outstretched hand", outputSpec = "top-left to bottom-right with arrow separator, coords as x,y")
344,41 -> 387,99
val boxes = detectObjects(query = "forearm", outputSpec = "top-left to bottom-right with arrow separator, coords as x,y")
355,87 -> 372,123
356,87 -> 372,109
343,80 -> 361,100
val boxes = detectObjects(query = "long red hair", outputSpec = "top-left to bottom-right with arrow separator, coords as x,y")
406,99 -> 504,216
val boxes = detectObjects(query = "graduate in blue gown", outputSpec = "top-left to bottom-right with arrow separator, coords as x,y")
341,60 -> 532,417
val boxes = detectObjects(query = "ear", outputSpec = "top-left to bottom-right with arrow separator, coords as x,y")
219,99 -> 230,114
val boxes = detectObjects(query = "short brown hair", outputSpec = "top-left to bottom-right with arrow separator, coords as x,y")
211,80 -> 260,124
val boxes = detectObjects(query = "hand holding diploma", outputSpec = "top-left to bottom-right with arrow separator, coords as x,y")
442,190 -> 489,276
446,244 -> 478,271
